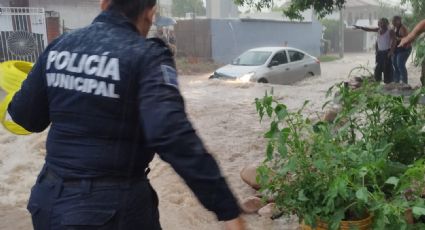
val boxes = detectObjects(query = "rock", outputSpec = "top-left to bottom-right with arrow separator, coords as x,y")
322,105 -> 341,123
240,164 -> 260,190
258,203 -> 276,218
241,196 -> 265,214
399,83 -> 412,91
405,208 -> 415,224
322,109 -> 338,123
353,76 -> 364,83
383,82 -> 398,91
348,77 -> 364,89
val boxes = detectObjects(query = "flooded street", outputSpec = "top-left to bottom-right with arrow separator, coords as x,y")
0,53 -> 421,230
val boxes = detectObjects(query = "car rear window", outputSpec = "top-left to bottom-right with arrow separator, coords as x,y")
288,50 -> 305,62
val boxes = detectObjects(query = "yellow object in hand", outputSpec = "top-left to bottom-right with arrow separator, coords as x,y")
0,61 -> 33,135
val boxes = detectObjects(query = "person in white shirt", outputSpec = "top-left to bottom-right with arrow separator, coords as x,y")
354,18 -> 395,84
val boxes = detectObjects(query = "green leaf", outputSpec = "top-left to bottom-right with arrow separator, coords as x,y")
297,100 -> 310,114
385,177 -> 399,187
356,187 -> 369,203
412,207 -> 425,217
326,85 -> 335,97
298,190 -> 309,201
359,167 -> 368,178
275,104 -> 288,121
266,142 -> 274,161
264,121 -> 279,138
277,143 -> 288,158
322,100 -> 332,110
313,159 -> 326,171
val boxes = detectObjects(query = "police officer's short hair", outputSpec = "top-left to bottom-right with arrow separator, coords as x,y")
109,0 -> 157,21
380,18 -> 389,26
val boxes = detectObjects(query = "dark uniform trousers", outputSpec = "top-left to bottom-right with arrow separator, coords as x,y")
27,166 -> 161,230
375,49 -> 393,84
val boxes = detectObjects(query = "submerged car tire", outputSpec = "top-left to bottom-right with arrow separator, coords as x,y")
305,72 -> 314,78
258,78 -> 268,84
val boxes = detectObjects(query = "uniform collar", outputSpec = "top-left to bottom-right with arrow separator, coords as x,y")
93,10 -> 139,33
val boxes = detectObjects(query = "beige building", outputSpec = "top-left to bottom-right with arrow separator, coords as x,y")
3,0 -> 174,30
343,0 -> 402,26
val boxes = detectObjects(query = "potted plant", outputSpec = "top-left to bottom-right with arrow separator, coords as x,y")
255,81 -> 425,229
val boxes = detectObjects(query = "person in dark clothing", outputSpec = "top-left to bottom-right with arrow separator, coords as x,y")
355,18 -> 395,83
399,19 -> 425,86
7,0 -> 244,229
391,16 -> 412,84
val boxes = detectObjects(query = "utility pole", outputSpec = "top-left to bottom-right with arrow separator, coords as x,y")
339,8 -> 344,58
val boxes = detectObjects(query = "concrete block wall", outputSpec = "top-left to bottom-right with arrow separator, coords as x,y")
210,19 -> 323,64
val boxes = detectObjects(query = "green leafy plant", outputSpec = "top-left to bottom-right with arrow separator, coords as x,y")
255,80 -> 425,229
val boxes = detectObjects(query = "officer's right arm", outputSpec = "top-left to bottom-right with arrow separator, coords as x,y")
137,42 -> 241,222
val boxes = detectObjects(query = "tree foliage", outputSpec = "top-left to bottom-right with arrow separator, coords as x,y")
171,0 -> 206,17
234,0 -> 347,20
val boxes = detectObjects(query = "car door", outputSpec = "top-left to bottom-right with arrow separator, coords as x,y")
266,51 -> 290,84
286,50 -> 308,84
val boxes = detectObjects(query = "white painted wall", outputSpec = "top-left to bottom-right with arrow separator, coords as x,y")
0,8 -> 46,35
29,0 -> 175,30
0,15 -> 13,31
29,0 -> 101,30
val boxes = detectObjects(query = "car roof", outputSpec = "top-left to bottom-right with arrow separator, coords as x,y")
248,47 -> 305,53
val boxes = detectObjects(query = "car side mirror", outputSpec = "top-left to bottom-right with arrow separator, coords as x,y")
269,60 -> 279,68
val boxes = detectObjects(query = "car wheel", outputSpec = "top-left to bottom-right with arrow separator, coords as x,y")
258,78 -> 268,84
305,72 -> 314,78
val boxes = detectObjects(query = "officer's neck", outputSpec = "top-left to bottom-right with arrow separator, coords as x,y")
134,7 -> 157,37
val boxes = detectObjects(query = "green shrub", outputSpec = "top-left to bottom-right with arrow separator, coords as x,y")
255,81 -> 425,229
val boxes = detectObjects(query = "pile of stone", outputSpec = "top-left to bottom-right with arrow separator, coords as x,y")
239,165 -> 279,218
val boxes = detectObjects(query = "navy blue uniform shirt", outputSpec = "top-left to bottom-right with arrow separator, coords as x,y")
8,10 -> 240,221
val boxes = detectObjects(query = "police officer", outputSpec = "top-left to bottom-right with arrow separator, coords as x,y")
8,0 -> 245,229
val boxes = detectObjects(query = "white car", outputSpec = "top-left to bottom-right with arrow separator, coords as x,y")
210,47 -> 321,84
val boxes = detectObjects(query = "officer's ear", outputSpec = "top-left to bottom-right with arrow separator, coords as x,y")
136,5 -> 157,37
100,0 -> 110,11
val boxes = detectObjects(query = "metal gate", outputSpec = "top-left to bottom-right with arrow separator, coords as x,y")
0,7 -> 48,63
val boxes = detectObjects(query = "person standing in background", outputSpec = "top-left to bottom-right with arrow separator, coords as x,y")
354,18 -> 395,84
399,19 -> 425,86
391,16 -> 412,84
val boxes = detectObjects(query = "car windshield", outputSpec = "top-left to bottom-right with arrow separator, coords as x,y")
232,51 -> 272,66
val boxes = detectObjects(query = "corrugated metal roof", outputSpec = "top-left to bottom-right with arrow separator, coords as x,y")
345,0 -> 381,7
240,9 -> 313,22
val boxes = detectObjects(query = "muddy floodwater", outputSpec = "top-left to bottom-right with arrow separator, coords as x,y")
0,53 -> 421,230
